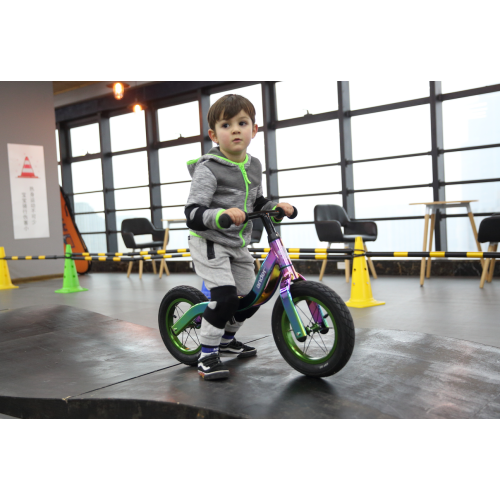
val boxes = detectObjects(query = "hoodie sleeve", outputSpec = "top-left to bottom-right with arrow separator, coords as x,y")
254,183 -> 277,212
185,164 -> 226,231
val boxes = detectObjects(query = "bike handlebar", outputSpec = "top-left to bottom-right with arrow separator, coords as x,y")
218,206 -> 298,229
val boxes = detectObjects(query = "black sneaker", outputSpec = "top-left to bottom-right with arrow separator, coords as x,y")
198,353 -> 229,380
219,339 -> 257,358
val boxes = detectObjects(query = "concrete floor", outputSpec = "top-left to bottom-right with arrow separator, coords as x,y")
1,271 -> 498,348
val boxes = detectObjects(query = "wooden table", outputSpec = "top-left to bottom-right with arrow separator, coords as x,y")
158,219 -> 187,279
410,200 -> 484,286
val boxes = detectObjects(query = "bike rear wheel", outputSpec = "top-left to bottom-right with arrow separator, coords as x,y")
271,281 -> 355,377
158,285 -> 208,366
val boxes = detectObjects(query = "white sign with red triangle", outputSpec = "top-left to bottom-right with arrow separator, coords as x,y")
8,143 -> 50,239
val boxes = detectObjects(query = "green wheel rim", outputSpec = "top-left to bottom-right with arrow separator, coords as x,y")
281,295 -> 338,364
166,298 -> 202,355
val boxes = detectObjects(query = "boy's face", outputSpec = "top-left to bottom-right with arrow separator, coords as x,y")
208,110 -> 258,162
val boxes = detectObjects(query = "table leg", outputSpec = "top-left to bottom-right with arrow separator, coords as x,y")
467,210 -> 485,268
420,212 -> 430,286
159,228 -> 170,279
480,244 -> 493,288
426,212 -> 436,279
318,243 -> 330,282
488,243 -> 497,283
364,243 -> 377,278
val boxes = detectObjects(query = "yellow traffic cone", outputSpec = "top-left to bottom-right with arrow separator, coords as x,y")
345,237 -> 384,308
0,247 -> 19,290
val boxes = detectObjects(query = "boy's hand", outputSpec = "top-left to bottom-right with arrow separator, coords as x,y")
222,207 -> 246,226
275,202 -> 294,218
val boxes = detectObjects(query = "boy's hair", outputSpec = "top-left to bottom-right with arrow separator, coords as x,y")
207,94 -> 256,131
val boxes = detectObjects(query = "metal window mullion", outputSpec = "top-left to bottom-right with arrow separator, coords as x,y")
199,89 -> 212,154
338,82 -> 355,217
59,123 -> 74,212
145,106 -> 162,227
430,81 -> 447,251
262,82 -> 279,201
99,114 -> 118,253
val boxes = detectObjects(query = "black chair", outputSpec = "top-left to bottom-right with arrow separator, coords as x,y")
314,204 -> 378,282
250,218 -> 264,271
121,218 -> 165,279
478,213 -> 500,288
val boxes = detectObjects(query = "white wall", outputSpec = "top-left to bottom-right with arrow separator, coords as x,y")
0,82 -> 63,279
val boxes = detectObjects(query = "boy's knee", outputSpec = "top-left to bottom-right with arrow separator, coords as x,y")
203,285 -> 239,329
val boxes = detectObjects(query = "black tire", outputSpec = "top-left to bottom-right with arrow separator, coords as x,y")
271,281 -> 355,377
158,285 -> 208,366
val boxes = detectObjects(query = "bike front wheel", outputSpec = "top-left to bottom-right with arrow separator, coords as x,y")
158,285 -> 208,366
271,281 -> 355,377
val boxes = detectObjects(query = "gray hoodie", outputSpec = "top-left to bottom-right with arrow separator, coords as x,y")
185,147 -> 276,247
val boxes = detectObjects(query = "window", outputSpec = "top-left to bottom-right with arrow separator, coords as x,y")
276,81 -> 338,120
351,105 -> 431,160
70,123 -> 100,157
354,187 -> 434,219
112,151 -> 149,189
445,182 -> 500,215
158,101 -> 200,142
285,193 -> 343,223
444,148 -> 500,183
114,187 -> 150,211
110,111 -> 147,152
443,92 -> 500,150
276,121 -> 340,170
278,165 -> 341,197
353,156 -> 432,190
349,81 -> 429,110
442,80 -> 500,93
161,182 -> 191,207
159,143 -> 201,184
71,159 -> 103,193
73,192 -> 105,213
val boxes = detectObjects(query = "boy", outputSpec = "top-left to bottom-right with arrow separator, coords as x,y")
185,94 -> 294,380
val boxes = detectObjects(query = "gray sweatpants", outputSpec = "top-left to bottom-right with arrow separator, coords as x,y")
189,235 -> 256,346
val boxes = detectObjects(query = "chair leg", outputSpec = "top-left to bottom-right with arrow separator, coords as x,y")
364,243 -> 377,279
319,243 -> 330,282
487,243 -> 497,283
152,259 -> 157,274
480,244 -> 493,288
345,244 -> 350,282
139,259 -> 144,280
164,260 -> 170,276
127,261 -> 133,278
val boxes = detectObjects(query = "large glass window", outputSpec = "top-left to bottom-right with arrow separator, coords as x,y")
367,219 -> 427,253
351,105 -> 431,160
114,187 -> 150,210
82,234 -> 107,254
210,84 -> 263,127
70,123 -> 100,157
285,193 -> 343,223
444,182 -> 500,215
112,151 -> 149,189
353,156 -> 432,190
276,121 -> 340,169
71,159 -> 103,193
110,111 -> 147,152
443,92 -> 500,150
158,101 -> 200,142
444,148 -> 500,183
55,129 -> 60,162
278,166 -> 341,197
75,213 -> 106,233
159,143 -> 201,184
276,81 -> 338,120
349,81 -> 429,110
73,192 -> 105,213
247,131 -> 266,170
161,182 -> 191,207
447,216 -> 488,253
442,80 -> 500,93
354,187 -> 434,219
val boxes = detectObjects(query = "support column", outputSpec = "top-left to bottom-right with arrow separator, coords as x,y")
58,123 -> 74,212
199,90 -> 212,154
338,81 -> 355,218
99,113 -> 118,253
430,81 -> 447,251
145,107 -> 162,227
262,82 -> 279,201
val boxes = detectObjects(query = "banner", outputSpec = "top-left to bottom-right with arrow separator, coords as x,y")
8,143 -> 50,239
